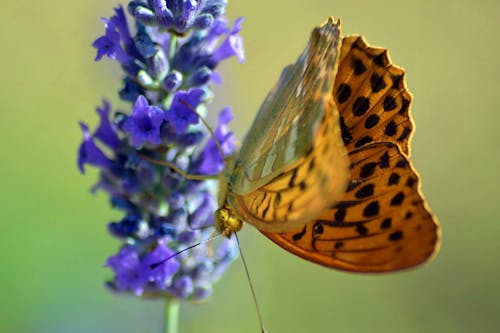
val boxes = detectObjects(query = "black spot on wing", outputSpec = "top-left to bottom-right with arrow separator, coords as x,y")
364,114 -> 380,129
379,152 -> 390,169
292,226 -> 307,241
355,136 -> 373,148
398,126 -> 411,142
363,201 -> 379,217
383,95 -> 397,111
352,97 -> 370,116
390,192 -> 405,206
391,74 -> 403,89
288,168 -> 298,187
370,73 -> 386,93
352,58 -> 367,75
356,223 -> 368,235
355,184 -> 374,199
380,218 -> 392,230
389,230 -> 403,241
373,51 -> 387,67
360,162 -> 377,178
334,206 -> 346,222
388,172 -> 400,185
406,177 -> 416,188
340,116 -> 353,145
336,83 -> 351,104
398,97 -> 410,115
384,120 -> 397,136
299,181 -> 307,191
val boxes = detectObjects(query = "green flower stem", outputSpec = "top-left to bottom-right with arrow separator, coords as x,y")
164,299 -> 180,333
168,35 -> 178,62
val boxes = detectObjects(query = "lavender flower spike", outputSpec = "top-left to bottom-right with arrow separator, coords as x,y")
79,0 -> 244,307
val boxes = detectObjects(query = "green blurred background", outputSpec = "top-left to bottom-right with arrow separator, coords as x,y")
1,0 -> 499,332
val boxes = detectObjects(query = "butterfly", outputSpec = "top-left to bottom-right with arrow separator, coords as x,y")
214,17 -> 440,273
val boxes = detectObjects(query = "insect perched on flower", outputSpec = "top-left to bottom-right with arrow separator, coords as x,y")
80,1 -> 440,330
149,18 -> 440,333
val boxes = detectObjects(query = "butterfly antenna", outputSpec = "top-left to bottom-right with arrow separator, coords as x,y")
235,232 -> 267,333
178,99 -> 226,162
139,154 -> 218,181
150,232 -> 222,269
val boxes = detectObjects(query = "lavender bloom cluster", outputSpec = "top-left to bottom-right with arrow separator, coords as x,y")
79,1 -> 243,300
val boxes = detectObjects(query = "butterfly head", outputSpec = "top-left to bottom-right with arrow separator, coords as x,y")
215,206 -> 243,238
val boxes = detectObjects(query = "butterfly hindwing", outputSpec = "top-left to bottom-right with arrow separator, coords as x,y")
262,142 -> 440,272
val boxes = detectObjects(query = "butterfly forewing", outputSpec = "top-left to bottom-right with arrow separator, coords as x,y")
229,97 -> 349,232
262,142 -> 440,272
229,18 -> 344,195
225,17 -> 350,232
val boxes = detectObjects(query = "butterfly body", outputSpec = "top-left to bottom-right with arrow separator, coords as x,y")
215,17 -> 440,272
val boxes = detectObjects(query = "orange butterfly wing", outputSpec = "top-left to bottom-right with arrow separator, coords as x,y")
262,142 -> 439,272
226,18 -> 350,233
229,97 -> 348,232
261,35 -> 440,272
335,36 -> 414,155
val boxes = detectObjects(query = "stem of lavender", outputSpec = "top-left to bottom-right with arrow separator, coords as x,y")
164,299 -> 180,333
168,35 -> 178,62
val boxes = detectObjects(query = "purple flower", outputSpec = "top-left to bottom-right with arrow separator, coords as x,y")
163,70 -> 183,92
110,6 -> 137,57
78,122 -> 113,173
211,17 -> 245,63
123,95 -> 165,147
168,276 -> 194,299
108,214 -> 141,238
120,78 -> 144,103
129,0 -> 227,34
165,88 -> 205,133
106,241 -> 180,295
171,17 -> 244,87
93,17 -> 129,64
204,18 -> 232,48
143,241 -> 180,289
94,100 -> 120,150
196,107 -> 236,174
215,107 -> 237,154
106,246 -> 148,296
